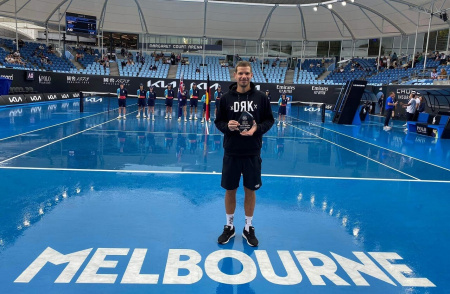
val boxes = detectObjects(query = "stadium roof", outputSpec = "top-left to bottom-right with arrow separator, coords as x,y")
0,0 -> 449,41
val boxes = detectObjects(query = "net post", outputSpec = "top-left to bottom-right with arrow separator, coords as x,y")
321,103 -> 325,123
79,91 -> 84,113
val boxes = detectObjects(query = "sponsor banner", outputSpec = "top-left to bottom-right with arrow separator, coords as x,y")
44,93 -> 60,101
138,43 -> 222,51
0,73 -> 13,80
38,74 -> 52,85
24,93 -> 46,103
1,94 -> 25,105
66,75 -> 90,84
0,68 -> 343,105
102,77 -> 131,87
416,123 -> 435,136
59,93 -> 72,100
70,92 -> 80,99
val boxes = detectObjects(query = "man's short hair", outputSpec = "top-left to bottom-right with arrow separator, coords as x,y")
389,91 -> 395,96
410,93 -> 416,98
235,61 -> 252,73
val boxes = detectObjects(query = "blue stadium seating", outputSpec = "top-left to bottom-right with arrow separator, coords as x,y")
176,55 -> 230,81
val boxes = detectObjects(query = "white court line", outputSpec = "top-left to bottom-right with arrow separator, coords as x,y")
0,105 -> 122,142
84,130 -> 319,140
282,119 -> 419,180
0,166 -> 449,183
287,113 -> 450,173
205,120 -> 210,135
0,110 -> 138,164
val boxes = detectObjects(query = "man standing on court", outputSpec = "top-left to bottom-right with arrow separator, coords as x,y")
215,61 -> 274,247
383,92 -> 397,131
117,82 -> 127,119
146,86 -> 156,121
214,84 -> 223,118
189,82 -> 200,120
402,92 -> 417,127
164,84 -> 174,119
136,83 -> 147,118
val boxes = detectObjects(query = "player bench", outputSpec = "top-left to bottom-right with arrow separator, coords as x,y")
407,113 -> 450,138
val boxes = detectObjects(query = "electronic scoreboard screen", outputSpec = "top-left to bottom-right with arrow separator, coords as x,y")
66,12 -> 97,36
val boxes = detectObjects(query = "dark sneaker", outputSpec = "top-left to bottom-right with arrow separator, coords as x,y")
243,226 -> 259,247
218,225 -> 235,244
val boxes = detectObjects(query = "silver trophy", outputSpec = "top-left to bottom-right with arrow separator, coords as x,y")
238,111 -> 254,132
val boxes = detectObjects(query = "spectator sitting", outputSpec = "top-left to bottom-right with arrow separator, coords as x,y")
39,44 -> 44,50
152,65 -> 157,71
272,61 -> 277,67
438,68 -> 447,80
316,63 -> 321,67
196,67 -> 200,73
309,63 -> 314,69
431,69 -> 438,79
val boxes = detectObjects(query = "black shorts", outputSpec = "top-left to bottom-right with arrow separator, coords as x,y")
118,99 -> 126,108
138,98 -> 146,107
221,154 -> 262,191
190,99 -> 198,107
179,99 -> 187,107
406,112 -> 414,121
203,103 -> 206,111
165,99 -> 173,107
147,99 -> 155,107
278,106 -> 286,115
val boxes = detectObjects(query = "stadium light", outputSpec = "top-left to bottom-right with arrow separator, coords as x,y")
342,1 -> 347,6
327,4 -> 333,9
313,6 -> 318,11
350,0 -> 354,2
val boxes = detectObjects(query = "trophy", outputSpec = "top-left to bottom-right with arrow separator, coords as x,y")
238,111 -> 254,132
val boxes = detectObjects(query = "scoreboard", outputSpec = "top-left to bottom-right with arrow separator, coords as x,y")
66,12 -> 97,36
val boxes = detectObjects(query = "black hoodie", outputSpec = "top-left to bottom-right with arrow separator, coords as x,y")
214,82 -> 274,156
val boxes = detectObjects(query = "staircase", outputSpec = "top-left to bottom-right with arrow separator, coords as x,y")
167,64 -> 177,79
109,61 -> 119,76
70,59 -> 84,71
318,71 -> 332,80
285,69 -> 295,84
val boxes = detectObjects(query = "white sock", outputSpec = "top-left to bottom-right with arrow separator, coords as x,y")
245,216 -> 253,232
226,214 -> 234,229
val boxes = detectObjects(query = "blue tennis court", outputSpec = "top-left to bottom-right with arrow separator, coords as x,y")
0,98 -> 449,294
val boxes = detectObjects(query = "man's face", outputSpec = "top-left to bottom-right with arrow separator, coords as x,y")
120,85 -> 124,89
193,84 -> 196,89
234,66 -> 253,88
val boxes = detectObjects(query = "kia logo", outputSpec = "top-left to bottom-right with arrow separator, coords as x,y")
29,95 -> 42,102
9,96 -> 22,103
